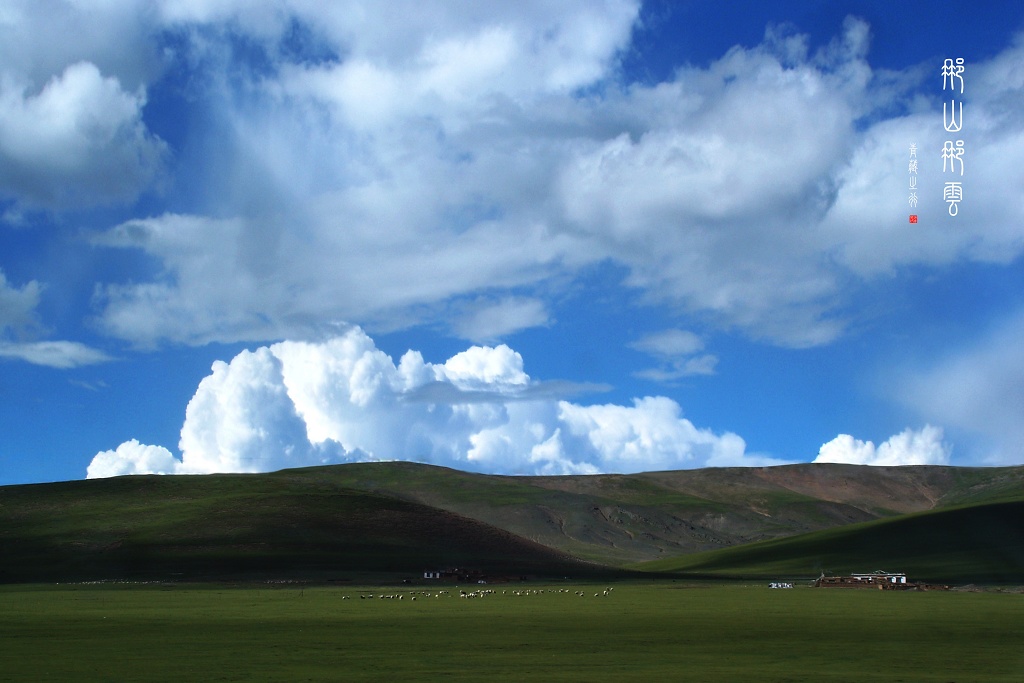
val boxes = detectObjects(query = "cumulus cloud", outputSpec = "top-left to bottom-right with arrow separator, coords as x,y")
557,21 -> 866,347
87,326 -> 783,478
0,61 -> 166,207
899,309 -> 1024,465
177,346 -> 348,473
0,0 -> 159,89
814,425 -> 951,466
0,0 -> 165,204
87,439 -> 183,479
559,397 -> 747,470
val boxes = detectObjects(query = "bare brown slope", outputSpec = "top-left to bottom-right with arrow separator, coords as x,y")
740,464 -> 960,512
531,464 -> 1024,515
635,464 -> 951,514
306,462 -> 1024,566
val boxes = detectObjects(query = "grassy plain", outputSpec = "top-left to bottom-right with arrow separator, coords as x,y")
1,582 -> 1021,682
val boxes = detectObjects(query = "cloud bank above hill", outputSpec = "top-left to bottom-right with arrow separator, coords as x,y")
87,327 -> 786,478
813,425 -> 951,466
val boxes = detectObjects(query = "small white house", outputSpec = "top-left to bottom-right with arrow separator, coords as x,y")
851,571 -> 907,585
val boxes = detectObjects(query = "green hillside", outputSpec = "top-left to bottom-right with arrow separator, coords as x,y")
634,500 -> 1024,584
0,472 -> 596,584
2,462 -> 1023,584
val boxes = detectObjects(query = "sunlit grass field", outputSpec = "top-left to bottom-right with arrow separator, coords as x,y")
2,581 -> 1022,682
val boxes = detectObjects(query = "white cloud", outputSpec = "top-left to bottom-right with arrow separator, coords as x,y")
814,425 -> 951,466
268,1 -> 641,111
630,329 -> 718,381
825,34 -> 1024,277
633,355 -> 719,382
0,269 -> 41,333
0,1 -> 159,89
58,10 -> 1019,351
0,269 -> 111,368
558,396 -> 749,472
91,205 -> 581,346
178,346 -> 347,473
556,24 -> 864,347
0,5 -> 1018,356
87,326 -> 782,478
681,355 -> 719,376
0,61 -> 166,207
452,297 -> 551,342
0,341 -> 112,368
439,344 -> 529,390
87,439 -> 182,479
899,309 -> 1024,465
630,329 -> 704,357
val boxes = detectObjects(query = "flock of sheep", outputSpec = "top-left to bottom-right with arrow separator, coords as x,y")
344,586 -> 617,602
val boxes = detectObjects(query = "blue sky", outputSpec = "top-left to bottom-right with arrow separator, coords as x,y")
1,1 -> 1022,484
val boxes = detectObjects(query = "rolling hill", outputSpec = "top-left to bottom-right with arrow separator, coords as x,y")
279,461 -> 1024,564
633,500 -> 1024,584
0,472 -> 597,583
1,461 -> 1022,583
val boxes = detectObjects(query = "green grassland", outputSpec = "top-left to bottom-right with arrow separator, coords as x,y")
1,582 -> 1022,682
4,464 -> 1023,680
636,501 -> 1024,584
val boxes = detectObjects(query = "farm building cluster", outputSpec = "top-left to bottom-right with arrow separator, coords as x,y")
813,570 -> 949,590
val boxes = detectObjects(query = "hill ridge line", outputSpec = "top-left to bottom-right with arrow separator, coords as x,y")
2,462 -> 1022,583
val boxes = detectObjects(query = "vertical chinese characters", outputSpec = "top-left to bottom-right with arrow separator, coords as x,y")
942,58 -> 965,216
908,143 -> 918,223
